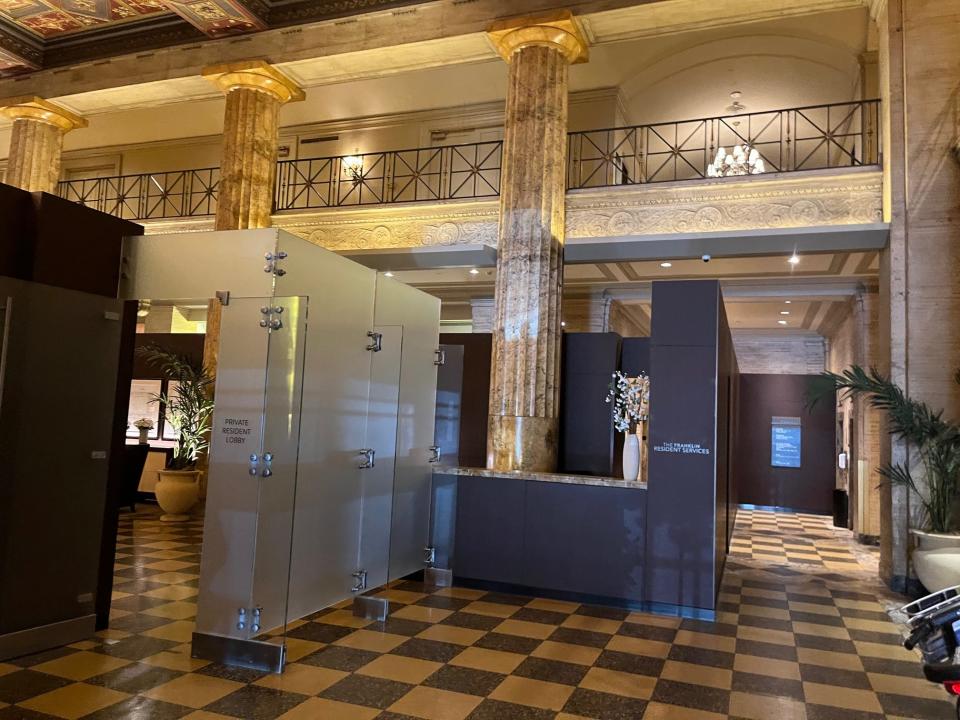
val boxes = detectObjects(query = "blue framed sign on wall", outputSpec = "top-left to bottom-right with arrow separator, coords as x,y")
771,416 -> 802,468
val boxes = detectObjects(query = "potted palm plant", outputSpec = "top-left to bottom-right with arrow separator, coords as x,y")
139,345 -> 215,522
818,366 -> 960,590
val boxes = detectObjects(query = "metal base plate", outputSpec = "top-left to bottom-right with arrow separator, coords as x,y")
353,595 -> 389,621
191,632 -> 285,673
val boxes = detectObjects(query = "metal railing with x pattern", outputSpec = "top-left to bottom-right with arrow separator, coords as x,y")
566,99 -> 881,190
56,168 -> 220,220
274,140 -> 503,211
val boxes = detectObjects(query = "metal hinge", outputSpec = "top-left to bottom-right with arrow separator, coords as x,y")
351,569 -> 368,593
424,546 -> 436,567
237,606 -> 263,632
428,445 -> 441,464
366,331 -> 382,352
216,290 -> 230,306
264,251 -> 287,277
259,305 -> 284,331
434,349 -> 445,366
358,448 -> 375,469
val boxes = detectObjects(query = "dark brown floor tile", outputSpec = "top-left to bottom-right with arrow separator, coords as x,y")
0,705 -> 60,719
511,608 -> 569,626
562,687 -> 649,720
859,655 -> 925,678
474,633 -> 542,655
320,674 -> 413,709
94,635 -> 179,661
798,663 -> 872,689
105,613 -> 175,634
7,647 -> 77,668
575,605 -> 629,621
804,704 -> 885,720
731,671 -> 804,700
377,713 -> 421,720
204,685 -> 307,719
738,614 -> 794,632
478,593 -> 531,607
845,628 -> 901,644
0,670 -> 72,704
285,621 -> 355,644
81,695 -> 191,720
391,637 -> 464,663
466,698 -> 555,719
617,621 -> 676,643
794,633 -> 857,654
789,611 -> 845,627
651,679 -> 730,714
369,618 -> 432,637
786,592 -> 833,606
830,589 -> 876,601
87,662 -> 183,694
667,644 -> 735,669
875,692 -> 955,720
595,649 -> 663,677
735,638 -> 798,661
299,645 -> 379,671
416,595 -> 472,612
679,619 -> 738,637
512,657 -> 587,686
739,595 -> 790,610
423,665 -> 505,696
196,662 -> 269,683
442,612 -> 502,632
548,627 -> 610,648
835,607 -> 888,622
109,595 -> 173,612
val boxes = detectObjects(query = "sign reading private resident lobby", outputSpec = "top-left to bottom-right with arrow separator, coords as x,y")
771,416 -> 802,468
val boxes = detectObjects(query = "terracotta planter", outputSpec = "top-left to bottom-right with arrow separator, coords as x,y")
911,529 -> 960,592
155,469 -> 200,522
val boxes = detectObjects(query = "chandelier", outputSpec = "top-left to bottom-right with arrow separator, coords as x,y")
706,144 -> 766,177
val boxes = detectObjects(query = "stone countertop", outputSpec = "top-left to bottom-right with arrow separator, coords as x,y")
434,466 -> 647,490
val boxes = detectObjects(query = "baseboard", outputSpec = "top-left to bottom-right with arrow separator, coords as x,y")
0,614 -> 95,662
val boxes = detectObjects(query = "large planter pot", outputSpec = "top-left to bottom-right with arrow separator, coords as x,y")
155,469 -> 200,522
623,433 -> 640,482
911,530 -> 960,592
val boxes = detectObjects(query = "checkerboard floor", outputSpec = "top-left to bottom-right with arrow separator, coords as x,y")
0,505 -> 951,719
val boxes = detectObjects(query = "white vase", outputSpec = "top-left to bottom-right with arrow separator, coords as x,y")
623,433 -> 640,481
911,530 -> 960,592
155,469 -> 200,522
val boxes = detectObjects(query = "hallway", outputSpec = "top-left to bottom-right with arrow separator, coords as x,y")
0,507 -> 950,720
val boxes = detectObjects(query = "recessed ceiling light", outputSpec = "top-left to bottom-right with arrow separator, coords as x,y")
561,321 -> 566,327
788,254 -> 800,265
469,268 -> 480,275
383,271 -> 394,277
784,300 -> 792,304
660,262 -> 673,268
780,311 -> 790,315
778,320 -> 788,325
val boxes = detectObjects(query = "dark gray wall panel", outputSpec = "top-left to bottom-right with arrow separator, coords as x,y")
430,473 -> 458,569
621,338 -> 651,376
454,475 -> 525,584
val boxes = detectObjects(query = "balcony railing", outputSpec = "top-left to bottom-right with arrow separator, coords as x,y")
57,168 -> 220,220
274,141 -> 503,211
53,100 -> 880,221
566,99 -> 880,190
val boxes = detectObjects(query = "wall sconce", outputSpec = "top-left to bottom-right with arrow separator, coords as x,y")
342,150 -> 364,184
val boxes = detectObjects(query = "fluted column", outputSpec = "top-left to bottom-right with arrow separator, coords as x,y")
203,61 -> 304,231
485,12 -> 588,472
1,96 -> 86,193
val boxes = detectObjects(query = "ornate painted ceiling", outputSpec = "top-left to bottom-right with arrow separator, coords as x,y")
0,0 -> 418,77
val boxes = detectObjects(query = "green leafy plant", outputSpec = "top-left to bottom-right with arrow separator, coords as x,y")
815,366 -> 960,533
138,344 -> 215,471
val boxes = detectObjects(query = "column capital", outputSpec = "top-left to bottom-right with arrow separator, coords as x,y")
0,96 -> 87,131
487,10 -> 588,64
202,60 -> 305,104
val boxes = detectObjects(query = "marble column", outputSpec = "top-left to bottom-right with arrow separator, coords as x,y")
0,96 -> 86,193
485,12 -> 588,472
202,61 -> 304,231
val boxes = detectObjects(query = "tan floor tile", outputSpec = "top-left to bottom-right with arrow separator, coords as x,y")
141,650 -> 211,672
417,624 -> 485,646
432,587 -> 486,600
108,609 -> 132,620
255,663 -> 347,695
142,585 -> 199,601
802,681 -> 883,713
393,604 -> 454,624
788,601 -> 840,617
494,618 -> 556,639
624,612 -> 681,628
834,598 -> 882,611
734,653 -> 801,680
560,614 -> 622,634
605,634 -> 671,658
729,690 -> 808,720
675,630 -> 737,653
489,675 -> 575,711
145,674 -> 244,709
555,714 -> 594,720
526,598 -> 580,614
142,601 -> 198,620
739,604 -> 791,621
141,541 -> 185,549
0,663 -> 18,678
450,646 -> 525,674
67,641 -> 99,651
736,625 -> 796,646
283,638 -> 324,662
32,651 -> 130,681
853,640 -> 917,661
792,621 -> 850,640
317,609 -> 373,628
579,666 -> 656,700
741,587 -> 788,601
357,654 -> 443,684
181,712 -> 238,720
388,685 -> 483,720
642,702 -> 727,720
143,559 -> 197,571
142,620 -> 196,643
334,629 -> 407,653
843,617 -> 896,633
148,571 -> 200,585
796,647 -> 863,671
868,671 -> 949,700
662,660 -> 732,689
141,549 -> 194,560
375,588 -> 428,604
19,682 -> 129,720
460,601 -> 519,618
531,640 -> 601,666
110,590 -> 132,600
277,697 -> 379,720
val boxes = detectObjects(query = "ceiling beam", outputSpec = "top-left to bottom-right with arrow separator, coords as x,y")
0,24 -> 41,76
159,0 -> 266,38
